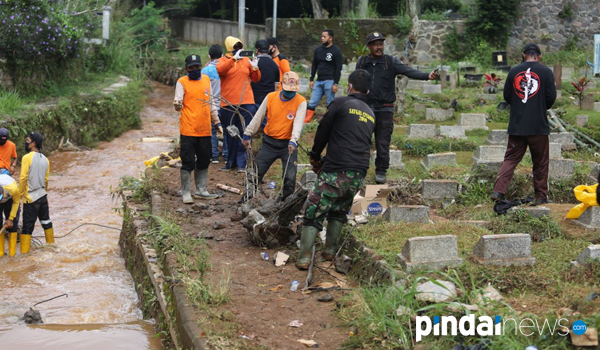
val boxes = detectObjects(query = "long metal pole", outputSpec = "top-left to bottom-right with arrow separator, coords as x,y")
273,0 -> 278,37
239,0 -> 246,45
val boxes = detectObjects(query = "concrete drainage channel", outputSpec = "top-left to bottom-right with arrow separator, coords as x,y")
120,190 -> 400,349
119,191 -> 208,350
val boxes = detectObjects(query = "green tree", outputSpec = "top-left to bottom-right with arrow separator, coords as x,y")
466,0 -> 520,48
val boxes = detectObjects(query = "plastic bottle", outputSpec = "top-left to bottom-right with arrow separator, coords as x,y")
525,346 -> 538,350
260,252 -> 269,261
290,280 -> 300,291
268,181 -> 276,189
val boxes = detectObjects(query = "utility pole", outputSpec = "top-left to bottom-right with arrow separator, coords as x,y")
273,0 -> 278,37
239,0 -> 246,45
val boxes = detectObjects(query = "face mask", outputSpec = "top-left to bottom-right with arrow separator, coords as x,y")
188,69 -> 201,80
24,141 -> 30,153
0,139 -> 6,146
282,90 -> 296,99
268,48 -> 275,56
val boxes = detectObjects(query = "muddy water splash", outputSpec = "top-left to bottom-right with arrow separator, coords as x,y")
0,82 -> 178,349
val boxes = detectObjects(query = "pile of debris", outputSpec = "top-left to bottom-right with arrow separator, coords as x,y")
240,187 -> 309,247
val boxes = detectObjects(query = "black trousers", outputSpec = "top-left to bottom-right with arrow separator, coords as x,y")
374,110 -> 395,175
256,135 -> 298,199
0,198 -> 20,234
22,195 -> 52,235
180,135 -> 212,172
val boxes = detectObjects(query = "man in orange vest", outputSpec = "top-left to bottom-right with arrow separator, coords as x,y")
174,54 -> 222,204
242,72 -> 307,200
217,36 -> 261,172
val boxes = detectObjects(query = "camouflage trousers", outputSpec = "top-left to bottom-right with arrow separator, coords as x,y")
302,170 -> 365,231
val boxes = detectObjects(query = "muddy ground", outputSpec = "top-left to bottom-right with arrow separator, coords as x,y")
156,166 -> 354,350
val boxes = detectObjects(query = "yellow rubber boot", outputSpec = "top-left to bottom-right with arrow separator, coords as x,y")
8,232 -> 17,256
0,231 -> 4,257
44,228 -> 55,244
20,234 -> 31,254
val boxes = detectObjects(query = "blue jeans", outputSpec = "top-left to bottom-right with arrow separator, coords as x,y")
220,103 -> 257,169
211,123 -> 228,160
308,79 -> 335,109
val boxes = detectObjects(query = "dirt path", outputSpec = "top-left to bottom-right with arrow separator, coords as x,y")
156,167 -> 352,349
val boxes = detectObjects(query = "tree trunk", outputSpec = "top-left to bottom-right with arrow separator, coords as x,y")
262,0 -> 267,23
311,0 -> 325,19
207,0 -> 213,18
357,0 -> 368,18
407,0 -> 421,19
341,0 -> 350,16
220,0 -> 226,19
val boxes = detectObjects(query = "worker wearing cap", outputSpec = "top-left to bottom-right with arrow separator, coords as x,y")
0,128 -> 17,176
0,173 -> 21,257
251,39 -> 280,107
217,36 -> 262,172
174,54 -> 222,204
492,43 -> 556,207
305,29 -> 343,123
297,70 -> 375,270
266,37 -> 291,89
357,31 -> 438,184
19,132 -> 52,254
243,72 -> 307,201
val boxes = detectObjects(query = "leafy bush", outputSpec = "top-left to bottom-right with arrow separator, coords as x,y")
487,209 -> 563,242
0,0 -> 93,60
394,13 -> 413,36
443,26 -> 467,62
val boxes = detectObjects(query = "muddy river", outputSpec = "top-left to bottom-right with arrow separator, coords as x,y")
0,82 -> 177,349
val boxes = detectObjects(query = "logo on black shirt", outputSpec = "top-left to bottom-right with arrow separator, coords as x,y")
326,53 -> 333,61
513,68 -> 540,103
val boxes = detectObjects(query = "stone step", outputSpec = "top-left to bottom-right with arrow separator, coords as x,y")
458,113 -> 488,130
550,132 -> 576,151
485,130 -> 508,145
421,179 -> 459,200
507,206 -> 550,218
576,245 -> 600,265
473,145 -> 506,162
423,84 -> 442,94
425,108 -> 454,121
422,152 -> 457,169
397,235 -> 462,272
472,234 -> 536,266
370,150 -> 405,169
576,206 -> 600,229
439,125 -> 466,139
383,205 -> 430,223
549,159 -> 575,179
407,124 -> 436,139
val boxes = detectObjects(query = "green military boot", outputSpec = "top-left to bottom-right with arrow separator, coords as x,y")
296,225 -> 319,270
321,220 -> 344,261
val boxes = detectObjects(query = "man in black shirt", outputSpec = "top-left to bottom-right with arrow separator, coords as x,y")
296,69 -> 375,270
357,31 -> 438,184
251,39 -> 280,106
304,29 -> 343,123
492,43 -> 557,206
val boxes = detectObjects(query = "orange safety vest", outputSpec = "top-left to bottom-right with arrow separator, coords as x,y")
264,91 -> 306,140
178,75 -> 212,137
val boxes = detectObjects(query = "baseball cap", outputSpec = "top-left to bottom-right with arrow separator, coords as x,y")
185,54 -> 202,67
282,71 -> 300,92
266,37 -> 278,46
255,40 -> 269,53
366,31 -> 385,44
28,131 -> 43,150
523,43 -> 541,54
0,128 -> 8,142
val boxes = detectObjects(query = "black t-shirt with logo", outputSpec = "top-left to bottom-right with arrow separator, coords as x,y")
311,93 -> 375,175
503,61 -> 557,135
310,44 -> 343,84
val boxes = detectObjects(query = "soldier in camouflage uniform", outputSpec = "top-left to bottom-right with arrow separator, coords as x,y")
297,69 -> 375,270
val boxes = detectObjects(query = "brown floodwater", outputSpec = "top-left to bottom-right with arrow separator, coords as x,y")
0,82 -> 178,349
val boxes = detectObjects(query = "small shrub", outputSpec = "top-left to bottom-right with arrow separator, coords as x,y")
394,13 -> 412,36
394,136 -> 477,157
